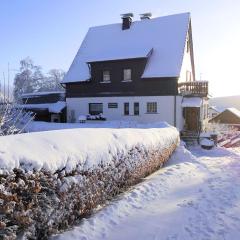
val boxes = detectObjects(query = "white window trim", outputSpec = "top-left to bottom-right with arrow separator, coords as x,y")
123,69 -> 132,82
121,79 -> 132,83
100,81 -> 111,84
146,102 -> 158,114
102,70 -> 111,83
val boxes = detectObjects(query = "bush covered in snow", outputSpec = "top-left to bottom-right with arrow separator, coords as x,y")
0,103 -> 34,136
0,127 -> 179,239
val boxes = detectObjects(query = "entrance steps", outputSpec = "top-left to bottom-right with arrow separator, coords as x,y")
181,131 -> 200,146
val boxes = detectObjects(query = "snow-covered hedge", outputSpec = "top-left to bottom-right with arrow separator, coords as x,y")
0,126 -> 179,239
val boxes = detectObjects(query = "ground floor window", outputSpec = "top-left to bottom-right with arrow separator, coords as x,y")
89,103 -> 103,115
134,102 -> 139,115
147,102 -> 157,113
124,102 -> 129,115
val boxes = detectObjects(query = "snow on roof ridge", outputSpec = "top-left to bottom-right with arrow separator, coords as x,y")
226,107 -> 240,118
62,12 -> 191,83
90,12 -> 190,30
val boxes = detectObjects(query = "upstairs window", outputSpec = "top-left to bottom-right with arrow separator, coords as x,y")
102,70 -> 110,82
147,102 -> 157,113
89,103 -> 103,115
123,69 -> 132,81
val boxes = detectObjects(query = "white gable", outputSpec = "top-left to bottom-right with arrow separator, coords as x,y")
62,12 -> 190,83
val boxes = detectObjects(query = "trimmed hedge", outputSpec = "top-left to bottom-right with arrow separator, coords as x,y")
0,137 -> 179,239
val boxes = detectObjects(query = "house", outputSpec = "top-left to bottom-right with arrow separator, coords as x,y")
62,12 -> 209,133
208,106 -> 224,119
20,91 -> 66,122
209,108 -> 240,126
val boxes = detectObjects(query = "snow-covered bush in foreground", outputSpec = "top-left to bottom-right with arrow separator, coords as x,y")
0,127 -> 179,239
0,103 -> 34,136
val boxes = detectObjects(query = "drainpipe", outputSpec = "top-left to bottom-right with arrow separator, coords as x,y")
174,96 -> 177,127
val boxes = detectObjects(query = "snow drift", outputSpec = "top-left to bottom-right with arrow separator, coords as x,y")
0,126 -> 179,239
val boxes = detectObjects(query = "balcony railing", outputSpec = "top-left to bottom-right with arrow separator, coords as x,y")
178,81 -> 208,97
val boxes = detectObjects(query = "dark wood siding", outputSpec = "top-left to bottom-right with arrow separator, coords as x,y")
66,58 -> 178,98
22,93 -> 65,104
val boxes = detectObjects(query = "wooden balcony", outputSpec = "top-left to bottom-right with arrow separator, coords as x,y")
178,81 -> 208,97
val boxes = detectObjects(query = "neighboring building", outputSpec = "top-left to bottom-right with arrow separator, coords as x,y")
209,108 -> 240,125
209,95 -> 240,112
208,106 -> 224,119
62,12 -> 209,133
20,91 -> 66,122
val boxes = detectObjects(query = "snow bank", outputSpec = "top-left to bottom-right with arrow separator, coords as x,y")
0,126 -> 179,239
0,126 -> 178,173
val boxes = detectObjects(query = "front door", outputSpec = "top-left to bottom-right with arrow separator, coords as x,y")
185,107 -> 199,131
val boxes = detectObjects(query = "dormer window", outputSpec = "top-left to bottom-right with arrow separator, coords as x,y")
102,70 -> 111,83
123,69 -> 132,82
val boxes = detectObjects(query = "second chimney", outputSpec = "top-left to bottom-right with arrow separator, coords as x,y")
140,13 -> 152,20
121,13 -> 134,30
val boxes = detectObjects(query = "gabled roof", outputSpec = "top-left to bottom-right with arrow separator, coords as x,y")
62,12 -> 190,83
209,107 -> 240,124
227,108 -> 240,119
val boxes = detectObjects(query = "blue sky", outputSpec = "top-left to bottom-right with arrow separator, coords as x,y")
0,0 -> 240,97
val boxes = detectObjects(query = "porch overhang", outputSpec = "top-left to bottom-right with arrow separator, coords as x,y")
182,97 -> 202,108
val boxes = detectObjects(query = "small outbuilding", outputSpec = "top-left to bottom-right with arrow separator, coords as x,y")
209,108 -> 240,125
20,91 -> 66,122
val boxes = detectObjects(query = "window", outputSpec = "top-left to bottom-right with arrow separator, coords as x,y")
102,70 -> 110,82
134,102 -> 139,115
124,103 -> 129,115
89,103 -> 103,115
147,102 -> 157,113
123,69 -> 132,81
108,103 -> 118,108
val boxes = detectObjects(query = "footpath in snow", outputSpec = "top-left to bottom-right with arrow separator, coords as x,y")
53,145 -> 240,240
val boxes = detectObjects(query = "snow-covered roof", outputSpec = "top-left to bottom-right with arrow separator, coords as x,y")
19,101 -> 66,114
209,105 -> 225,113
182,97 -> 202,107
227,108 -> 240,118
21,91 -> 65,98
62,12 -> 190,83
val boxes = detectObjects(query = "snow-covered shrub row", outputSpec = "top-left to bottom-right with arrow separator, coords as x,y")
0,127 -> 179,239
0,103 -> 34,136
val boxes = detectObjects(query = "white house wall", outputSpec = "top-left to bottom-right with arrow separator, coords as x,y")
66,96 -> 185,130
179,32 -> 193,83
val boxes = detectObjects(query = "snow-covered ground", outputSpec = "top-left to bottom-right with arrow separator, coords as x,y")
53,145 -> 240,240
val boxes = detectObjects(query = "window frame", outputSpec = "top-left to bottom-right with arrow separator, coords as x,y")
101,70 -> 111,83
124,102 -> 129,115
122,68 -> 132,82
89,103 -> 103,115
147,102 -> 157,114
134,102 -> 139,116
